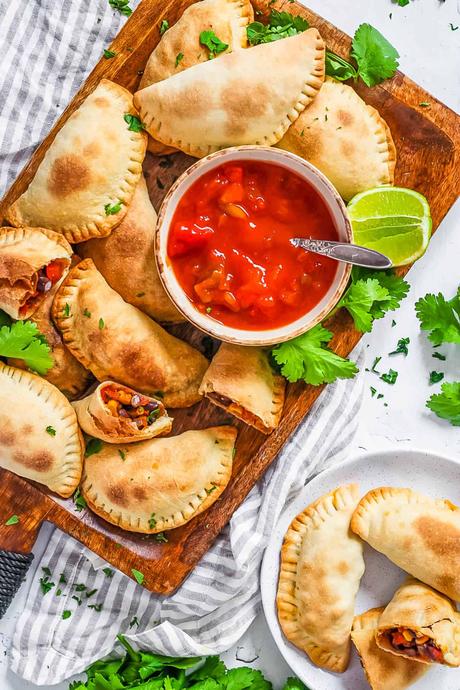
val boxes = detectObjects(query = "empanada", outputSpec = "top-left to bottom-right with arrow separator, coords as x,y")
351,487 -> 460,601
199,343 -> 285,434
376,577 -> 460,666
73,381 -> 172,443
0,226 -> 71,319
134,30 -> 325,158
81,425 -> 237,533
52,259 -> 208,407
0,363 -> 83,497
8,276 -> 92,400
6,80 -> 147,243
140,0 -> 253,88
78,175 -> 182,323
277,77 -> 396,201
351,607 -> 429,690
277,484 -> 365,673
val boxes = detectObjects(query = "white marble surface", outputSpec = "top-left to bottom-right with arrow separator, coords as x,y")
1,0 -> 459,687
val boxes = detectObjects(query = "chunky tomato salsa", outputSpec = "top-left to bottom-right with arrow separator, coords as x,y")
168,160 -> 338,330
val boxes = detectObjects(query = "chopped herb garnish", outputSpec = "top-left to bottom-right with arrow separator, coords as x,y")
199,30 -> 229,59
205,485 -> 217,495
129,615 -> 139,628
131,568 -> 145,585
62,610 -> 72,620
40,576 -> 55,595
371,356 -> 382,373
5,514 -> 19,525
432,352 -> 446,361
175,52 -> 184,68
148,513 -> 157,529
154,532 -> 168,543
83,308 -> 91,318
450,23 -> 459,31
104,201 -> 123,215
75,583 -> 87,592
124,113 -> 145,132
429,371 -> 444,385
56,588 -> 62,596
147,409 -> 160,424
46,425 -> 56,436
64,303 -> 71,317
118,449 -> 126,461
103,49 -> 117,59
42,566 -> 52,577
419,102 -> 430,107
391,319 -> 396,327
206,307 -> 212,314
159,19 -> 169,35
59,573 -> 67,584
380,369 -> 398,385
103,567 -> 114,578
389,337 -> 410,356
72,595 -> 82,606
85,437 -> 103,457
370,386 -> 376,397
73,487 -> 87,511
108,0 -> 132,17
85,588 -> 98,599
88,603 -> 103,611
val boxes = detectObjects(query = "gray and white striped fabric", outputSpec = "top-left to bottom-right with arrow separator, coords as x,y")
1,1 -> 365,684
10,351 -> 364,684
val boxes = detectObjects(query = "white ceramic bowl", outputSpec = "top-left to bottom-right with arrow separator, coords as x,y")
155,146 -> 352,346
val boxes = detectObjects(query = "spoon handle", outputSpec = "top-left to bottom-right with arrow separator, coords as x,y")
291,238 -> 392,270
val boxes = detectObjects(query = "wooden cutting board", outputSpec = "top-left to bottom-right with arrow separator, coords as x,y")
0,0 -> 459,595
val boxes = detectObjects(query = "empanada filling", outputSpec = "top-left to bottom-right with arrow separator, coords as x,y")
208,392 -> 267,432
20,258 -> 68,315
100,384 -> 165,430
385,627 -> 444,663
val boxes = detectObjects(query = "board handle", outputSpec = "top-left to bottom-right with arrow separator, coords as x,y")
0,550 -> 34,618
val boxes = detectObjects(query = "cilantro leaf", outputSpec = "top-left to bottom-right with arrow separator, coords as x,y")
85,437 -> 103,457
282,678 -> 309,690
380,368 -> 398,385
429,370 -> 444,385
427,382 -> 460,426
199,30 -> 229,58
109,0 -> 132,17
175,52 -> 184,68
160,19 -> 169,35
124,113 -> 145,132
5,514 -> 19,525
389,337 -> 410,356
103,49 -> 117,59
105,201 -> 123,215
247,10 -> 308,45
415,287 -> 460,345
325,51 -> 357,81
73,488 -> 87,512
189,657 -> 226,682
0,321 -> 53,374
224,668 -> 271,690
131,568 -> 144,585
272,324 -> 358,386
351,24 -> 399,87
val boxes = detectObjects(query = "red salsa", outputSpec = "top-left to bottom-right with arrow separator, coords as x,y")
168,160 -> 339,330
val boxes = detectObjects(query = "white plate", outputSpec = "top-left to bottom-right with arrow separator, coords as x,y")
261,448 -> 460,690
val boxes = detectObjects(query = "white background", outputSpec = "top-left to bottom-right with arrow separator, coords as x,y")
0,0 -> 459,688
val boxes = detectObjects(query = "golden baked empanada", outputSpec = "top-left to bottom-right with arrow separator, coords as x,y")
0,363 -> 83,496
6,80 -> 147,243
140,0 -> 253,88
277,484 -> 365,673
199,343 -> 285,434
81,425 -> 237,533
8,277 -> 92,400
78,175 -> 182,323
52,259 -> 208,408
351,487 -> 460,601
134,30 -> 325,158
73,381 -> 172,443
0,226 -> 71,319
376,577 -> 460,666
277,77 -> 396,201
351,607 -> 429,690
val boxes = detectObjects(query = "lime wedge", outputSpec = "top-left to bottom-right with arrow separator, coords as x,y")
347,187 -> 432,266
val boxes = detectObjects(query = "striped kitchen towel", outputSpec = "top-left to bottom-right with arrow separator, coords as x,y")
10,347 -> 364,684
0,0 -> 365,684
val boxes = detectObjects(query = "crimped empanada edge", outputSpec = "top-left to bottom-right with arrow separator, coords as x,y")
80,425 -> 237,533
0,225 -> 73,255
0,363 -> 84,497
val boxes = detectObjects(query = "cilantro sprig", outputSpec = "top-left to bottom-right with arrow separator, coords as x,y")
0,321 -> 53,374
415,287 -> 460,345
199,30 -> 229,58
109,0 -> 132,17
247,12 -> 399,88
70,637 -> 307,690
427,382 -> 460,426
272,324 -> 358,386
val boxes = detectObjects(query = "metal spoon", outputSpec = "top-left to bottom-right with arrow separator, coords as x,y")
291,237 -> 392,270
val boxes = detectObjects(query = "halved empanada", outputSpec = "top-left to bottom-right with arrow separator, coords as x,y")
376,577 -> 460,666
351,607 -> 429,690
351,487 -> 460,601
81,425 -> 237,533
140,0 -> 253,88
78,175 -> 182,323
134,30 -> 325,158
8,276 -> 92,400
0,226 -> 71,319
277,484 -> 365,673
6,80 -> 147,243
0,363 -> 83,496
199,343 -> 285,434
277,77 -> 396,201
73,381 -> 172,443
52,259 -> 208,407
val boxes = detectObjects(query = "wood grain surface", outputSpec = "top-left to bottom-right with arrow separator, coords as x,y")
0,0 -> 458,594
